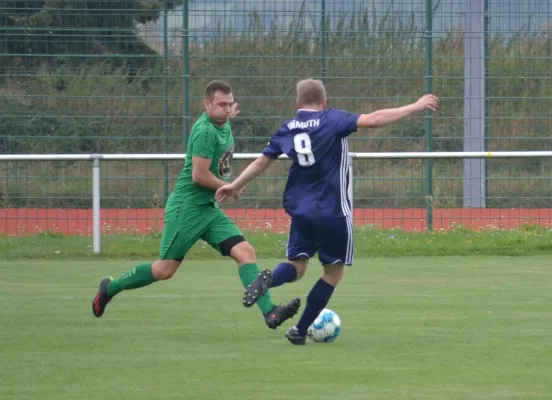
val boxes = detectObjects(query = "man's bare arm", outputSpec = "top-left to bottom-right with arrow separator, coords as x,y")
214,156 -> 273,203
357,94 -> 439,128
231,155 -> 273,188
192,157 -> 228,190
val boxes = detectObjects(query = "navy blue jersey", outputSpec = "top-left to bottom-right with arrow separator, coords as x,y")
262,108 -> 360,217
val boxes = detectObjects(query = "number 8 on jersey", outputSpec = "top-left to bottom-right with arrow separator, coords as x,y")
293,132 -> 315,167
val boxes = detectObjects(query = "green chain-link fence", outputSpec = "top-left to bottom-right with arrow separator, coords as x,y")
1,0 -> 552,234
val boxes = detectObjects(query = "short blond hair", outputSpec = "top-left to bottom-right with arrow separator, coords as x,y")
296,79 -> 326,106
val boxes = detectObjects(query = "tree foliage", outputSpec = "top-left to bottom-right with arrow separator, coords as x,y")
1,0 -> 179,71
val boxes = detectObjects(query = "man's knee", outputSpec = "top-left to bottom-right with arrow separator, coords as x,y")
227,239 -> 256,265
290,259 -> 309,280
152,259 -> 181,280
322,264 -> 345,286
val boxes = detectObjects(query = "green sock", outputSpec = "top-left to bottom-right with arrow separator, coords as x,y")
239,263 -> 275,315
106,262 -> 157,297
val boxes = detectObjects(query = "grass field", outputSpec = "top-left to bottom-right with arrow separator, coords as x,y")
1,256 -> 552,399
4,225 -> 552,260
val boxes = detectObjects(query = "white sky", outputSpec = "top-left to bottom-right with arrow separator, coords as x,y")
138,0 -> 552,47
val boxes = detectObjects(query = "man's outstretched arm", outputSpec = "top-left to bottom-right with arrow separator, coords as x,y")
357,94 -> 439,128
216,155 -> 273,202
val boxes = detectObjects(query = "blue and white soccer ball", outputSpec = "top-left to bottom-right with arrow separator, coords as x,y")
307,308 -> 341,343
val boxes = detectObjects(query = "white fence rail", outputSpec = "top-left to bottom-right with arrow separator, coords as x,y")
3,151 -> 552,254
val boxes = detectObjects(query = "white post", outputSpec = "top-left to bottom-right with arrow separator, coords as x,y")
92,158 -> 101,254
463,0 -> 486,207
348,156 -> 354,211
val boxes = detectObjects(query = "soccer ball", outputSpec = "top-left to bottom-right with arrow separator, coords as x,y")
307,308 -> 341,343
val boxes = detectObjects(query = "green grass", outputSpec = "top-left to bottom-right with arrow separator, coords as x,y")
3,226 -> 552,261
1,257 -> 552,399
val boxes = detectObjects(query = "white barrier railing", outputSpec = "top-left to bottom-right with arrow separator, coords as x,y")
3,151 -> 552,254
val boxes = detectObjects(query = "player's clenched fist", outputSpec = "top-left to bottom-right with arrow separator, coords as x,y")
414,94 -> 439,112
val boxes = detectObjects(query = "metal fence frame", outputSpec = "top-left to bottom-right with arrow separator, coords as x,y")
3,151 -> 552,254
4,1 -> 552,214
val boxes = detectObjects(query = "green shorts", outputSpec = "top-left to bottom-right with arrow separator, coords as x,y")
159,204 -> 243,260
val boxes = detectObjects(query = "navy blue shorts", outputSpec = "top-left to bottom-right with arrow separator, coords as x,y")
286,215 -> 354,266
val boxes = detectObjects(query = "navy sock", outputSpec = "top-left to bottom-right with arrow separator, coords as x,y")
296,278 -> 335,336
270,262 -> 297,288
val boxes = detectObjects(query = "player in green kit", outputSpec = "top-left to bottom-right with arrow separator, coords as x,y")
92,80 -> 300,329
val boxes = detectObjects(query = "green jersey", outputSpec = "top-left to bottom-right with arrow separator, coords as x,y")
168,112 -> 235,209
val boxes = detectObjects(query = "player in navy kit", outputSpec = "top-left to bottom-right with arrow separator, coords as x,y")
216,79 -> 439,344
